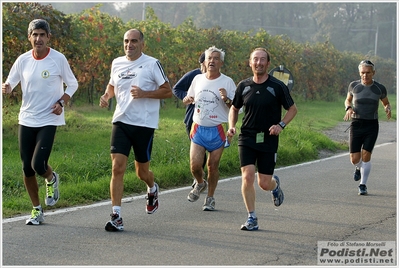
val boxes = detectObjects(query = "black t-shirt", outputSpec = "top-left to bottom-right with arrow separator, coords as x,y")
232,75 -> 295,152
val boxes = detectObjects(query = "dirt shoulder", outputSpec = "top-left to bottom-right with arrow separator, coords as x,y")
319,120 -> 397,159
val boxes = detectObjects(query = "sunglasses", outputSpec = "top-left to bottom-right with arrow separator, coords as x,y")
360,60 -> 374,66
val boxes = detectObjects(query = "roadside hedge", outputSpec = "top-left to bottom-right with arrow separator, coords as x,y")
2,2 -> 396,106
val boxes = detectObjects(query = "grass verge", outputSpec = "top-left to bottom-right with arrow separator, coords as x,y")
2,95 -> 395,218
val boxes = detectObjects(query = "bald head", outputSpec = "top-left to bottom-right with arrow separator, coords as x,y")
123,29 -> 145,61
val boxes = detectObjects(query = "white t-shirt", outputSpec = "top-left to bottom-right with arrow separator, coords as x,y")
109,53 -> 169,129
187,73 -> 236,127
5,48 -> 78,127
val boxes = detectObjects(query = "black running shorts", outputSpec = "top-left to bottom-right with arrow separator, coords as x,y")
349,119 -> 379,153
238,145 -> 277,175
18,125 -> 57,177
110,122 -> 154,163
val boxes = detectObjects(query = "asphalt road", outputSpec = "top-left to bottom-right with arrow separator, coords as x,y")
2,122 -> 397,267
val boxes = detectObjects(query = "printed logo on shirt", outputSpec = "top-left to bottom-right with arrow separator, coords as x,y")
267,86 -> 276,96
118,68 -> 137,79
195,89 -> 220,120
42,70 -> 50,79
242,86 -> 251,96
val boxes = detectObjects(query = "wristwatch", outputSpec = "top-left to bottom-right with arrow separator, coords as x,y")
57,99 -> 65,107
225,98 -> 231,104
345,106 -> 352,111
278,121 -> 286,129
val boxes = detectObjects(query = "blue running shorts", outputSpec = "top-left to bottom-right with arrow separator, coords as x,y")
190,123 -> 226,152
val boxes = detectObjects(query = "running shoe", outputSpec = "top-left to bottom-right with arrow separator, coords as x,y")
353,167 -> 361,181
105,213 -> 124,231
202,196 -> 215,211
192,175 -> 207,190
200,179 -> 207,193
271,175 -> 284,206
188,181 -> 207,202
146,182 -> 159,214
45,172 -> 59,206
26,208 -> 44,225
358,184 -> 368,195
240,216 -> 259,231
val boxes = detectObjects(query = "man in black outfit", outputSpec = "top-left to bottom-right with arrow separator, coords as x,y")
227,48 -> 297,231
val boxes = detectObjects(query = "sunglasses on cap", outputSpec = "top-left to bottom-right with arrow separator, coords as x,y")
360,60 -> 374,66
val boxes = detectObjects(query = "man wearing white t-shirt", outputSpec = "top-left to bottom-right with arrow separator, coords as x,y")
2,19 -> 78,225
100,29 -> 172,231
183,46 -> 236,211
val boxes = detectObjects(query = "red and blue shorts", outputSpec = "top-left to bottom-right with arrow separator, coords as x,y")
190,122 -> 226,152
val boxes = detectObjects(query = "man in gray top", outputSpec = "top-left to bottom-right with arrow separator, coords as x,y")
344,60 -> 391,195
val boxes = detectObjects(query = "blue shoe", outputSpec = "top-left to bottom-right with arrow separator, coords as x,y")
241,217 -> 259,231
353,167 -> 361,181
358,184 -> 368,195
271,175 -> 284,206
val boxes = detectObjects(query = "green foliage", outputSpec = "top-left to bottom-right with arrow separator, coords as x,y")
1,2 -> 397,218
2,2 -> 73,69
2,2 -> 75,102
66,4 -> 125,104
2,92 -> 396,217
3,96 -> 371,217
2,3 -> 396,106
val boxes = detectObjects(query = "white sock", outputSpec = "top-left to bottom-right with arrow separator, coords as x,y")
112,206 -> 121,217
355,160 -> 363,169
248,211 -> 257,219
148,185 -> 156,193
33,205 -> 42,211
46,174 -> 56,184
360,161 -> 371,185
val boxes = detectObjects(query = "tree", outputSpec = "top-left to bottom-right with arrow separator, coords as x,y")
2,2 -> 74,104
49,2 -> 396,60
312,3 -> 396,59
67,4 -> 125,104
3,2 -> 395,106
